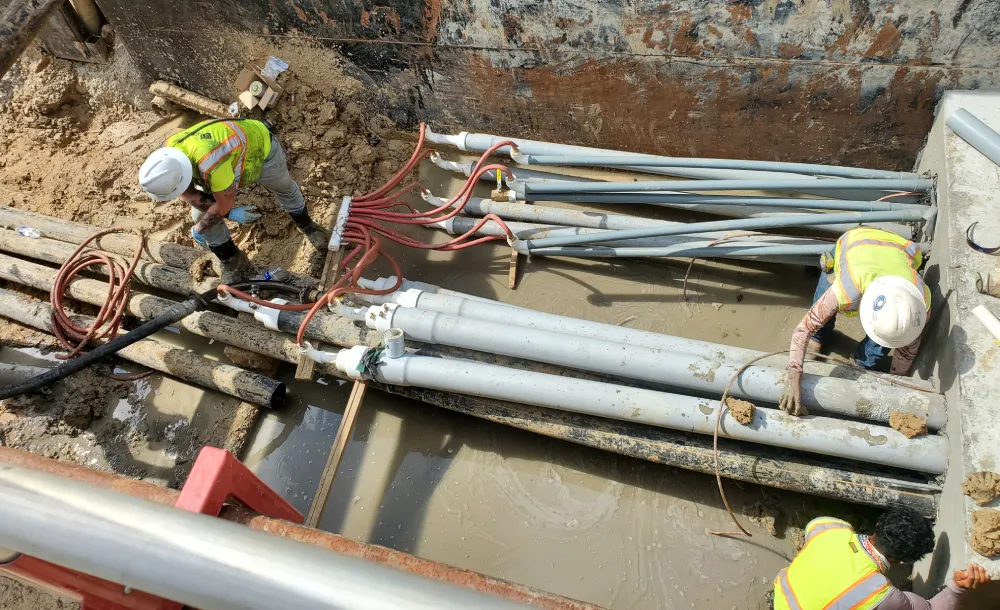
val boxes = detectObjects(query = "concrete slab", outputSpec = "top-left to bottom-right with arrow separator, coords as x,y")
914,90 -> 1000,584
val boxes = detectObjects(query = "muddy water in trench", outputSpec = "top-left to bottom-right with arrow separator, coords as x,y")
243,162 -> 874,609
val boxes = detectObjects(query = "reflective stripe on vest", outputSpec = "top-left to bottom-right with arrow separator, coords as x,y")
832,228 -> 925,312
773,526 -> 892,610
825,573 -> 892,609
804,518 -> 852,543
196,121 -> 248,187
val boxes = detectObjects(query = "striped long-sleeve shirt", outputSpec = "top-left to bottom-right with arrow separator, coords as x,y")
787,287 -> 923,375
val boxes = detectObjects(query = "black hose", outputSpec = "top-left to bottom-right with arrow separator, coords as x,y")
0,289 -> 217,400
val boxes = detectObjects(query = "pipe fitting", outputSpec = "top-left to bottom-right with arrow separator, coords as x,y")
216,292 -> 257,315
384,328 -> 406,358
329,299 -> 368,321
335,345 -> 371,380
252,298 -> 288,331
365,303 -> 399,333
509,148 -> 525,164
298,341 -> 338,364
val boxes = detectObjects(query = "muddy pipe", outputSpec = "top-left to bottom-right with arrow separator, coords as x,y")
148,81 -> 233,119
0,288 -> 286,409
366,305 -> 946,428
332,349 -> 947,473
384,386 -> 938,516
0,0 -> 64,79
0,207 -> 317,288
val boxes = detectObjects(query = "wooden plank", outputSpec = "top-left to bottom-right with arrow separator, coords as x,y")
305,380 -> 367,528
294,224 -> 344,381
508,249 -> 519,290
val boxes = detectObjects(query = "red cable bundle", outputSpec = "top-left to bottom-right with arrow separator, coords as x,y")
218,123 -> 520,346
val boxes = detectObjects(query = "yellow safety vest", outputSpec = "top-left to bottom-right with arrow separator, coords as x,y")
830,228 -> 931,314
165,119 -> 272,193
774,518 -> 892,610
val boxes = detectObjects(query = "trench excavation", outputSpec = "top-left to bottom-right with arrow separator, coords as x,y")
0,116 -> 946,510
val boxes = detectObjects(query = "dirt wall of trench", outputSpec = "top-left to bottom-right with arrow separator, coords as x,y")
89,0 -> 1000,170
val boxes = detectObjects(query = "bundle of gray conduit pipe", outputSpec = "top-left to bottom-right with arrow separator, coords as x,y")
421,128 -> 936,260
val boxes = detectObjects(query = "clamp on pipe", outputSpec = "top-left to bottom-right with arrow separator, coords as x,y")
366,303 -> 399,334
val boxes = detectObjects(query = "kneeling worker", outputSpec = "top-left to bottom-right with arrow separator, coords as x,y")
137,118 -> 327,283
781,227 -> 930,415
773,507 -> 990,609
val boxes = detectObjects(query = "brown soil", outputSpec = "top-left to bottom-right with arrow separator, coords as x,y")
744,500 -> 780,536
971,508 -> 1000,557
963,471 -> 1000,506
889,411 -> 927,439
0,575 -> 78,610
726,397 -> 756,425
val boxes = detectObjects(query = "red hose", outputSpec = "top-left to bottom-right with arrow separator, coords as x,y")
50,230 -> 146,361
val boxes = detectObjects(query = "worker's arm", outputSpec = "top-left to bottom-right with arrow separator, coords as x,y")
889,310 -> 929,376
875,564 -> 989,610
192,183 -> 237,234
179,186 -> 215,212
780,289 -> 839,415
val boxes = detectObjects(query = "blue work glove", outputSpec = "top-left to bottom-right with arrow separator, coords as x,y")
191,228 -> 208,247
227,205 -> 262,225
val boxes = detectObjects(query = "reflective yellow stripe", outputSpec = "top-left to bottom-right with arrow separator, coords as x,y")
777,568 -> 803,610
823,572 -> 890,609
226,120 -> 249,186
197,133 -> 240,176
194,121 -> 248,188
805,521 -> 852,542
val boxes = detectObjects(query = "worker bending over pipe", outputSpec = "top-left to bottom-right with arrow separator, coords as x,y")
781,228 -> 930,415
137,119 -> 328,283
770,507 -> 989,609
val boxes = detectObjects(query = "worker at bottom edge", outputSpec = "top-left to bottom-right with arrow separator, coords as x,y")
780,227 -> 931,416
136,118 -> 328,284
770,507 -> 990,610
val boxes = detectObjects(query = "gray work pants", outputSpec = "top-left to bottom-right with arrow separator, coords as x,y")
192,136 -> 306,247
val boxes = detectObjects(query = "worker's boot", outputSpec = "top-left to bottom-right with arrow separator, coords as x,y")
209,240 -> 255,285
287,208 -> 329,253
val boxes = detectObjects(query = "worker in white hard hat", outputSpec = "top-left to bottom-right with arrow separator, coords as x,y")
138,118 -> 327,284
780,227 -> 931,416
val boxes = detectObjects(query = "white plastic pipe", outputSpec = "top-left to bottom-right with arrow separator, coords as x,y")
0,463 -> 528,610
335,351 -> 946,473
365,304 -> 945,428
972,305 -> 1000,341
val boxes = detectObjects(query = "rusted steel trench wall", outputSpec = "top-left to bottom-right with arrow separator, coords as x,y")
94,0 -> 999,170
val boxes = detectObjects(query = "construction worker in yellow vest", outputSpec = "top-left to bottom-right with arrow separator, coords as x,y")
136,119 -> 327,283
780,227 -> 931,415
771,507 -> 989,609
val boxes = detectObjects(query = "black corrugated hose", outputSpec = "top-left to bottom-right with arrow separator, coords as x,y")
0,289 -> 217,400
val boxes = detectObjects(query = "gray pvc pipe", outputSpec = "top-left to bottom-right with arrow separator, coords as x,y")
522,243 -> 832,258
424,129 -> 918,181
519,177 -> 933,196
523,209 -> 931,251
370,305 -> 945,430
358,278 -> 938,390
370,354 -> 946,473
947,108 -> 1000,167
0,464 -> 526,610
433,217 -> 825,265
522,155 -> 921,180
427,193 -> 912,238
521,193 -> 926,212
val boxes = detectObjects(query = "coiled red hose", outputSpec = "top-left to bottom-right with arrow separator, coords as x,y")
50,230 -> 145,360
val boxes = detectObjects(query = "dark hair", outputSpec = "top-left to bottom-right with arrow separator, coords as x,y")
874,507 -> 935,563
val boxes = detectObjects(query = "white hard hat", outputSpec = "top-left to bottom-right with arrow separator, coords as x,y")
860,275 -> 927,348
138,147 -> 192,201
